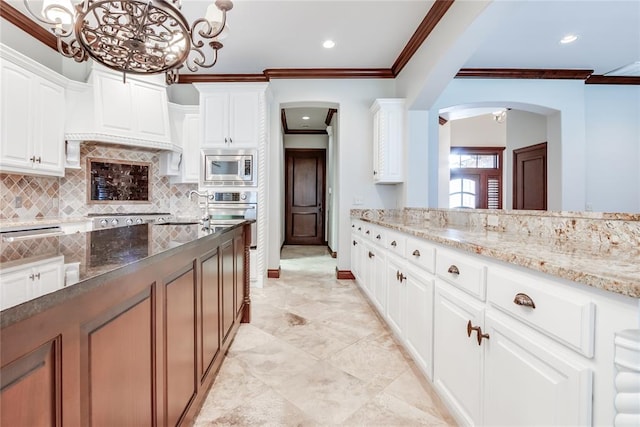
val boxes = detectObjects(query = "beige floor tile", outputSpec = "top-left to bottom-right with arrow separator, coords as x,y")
193,245 -> 455,427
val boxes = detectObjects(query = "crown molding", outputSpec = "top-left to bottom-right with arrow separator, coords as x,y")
177,73 -> 268,83
456,68 -> 594,80
585,75 -> 640,85
265,68 -> 394,79
0,0 -> 61,51
392,0 -> 455,76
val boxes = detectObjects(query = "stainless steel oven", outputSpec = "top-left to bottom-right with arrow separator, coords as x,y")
207,191 -> 257,248
201,149 -> 256,187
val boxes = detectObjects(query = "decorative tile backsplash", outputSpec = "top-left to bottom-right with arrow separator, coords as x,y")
1,143 -> 199,220
1,174 -> 59,219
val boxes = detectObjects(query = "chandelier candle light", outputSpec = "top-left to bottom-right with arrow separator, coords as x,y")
24,0 -> 234,84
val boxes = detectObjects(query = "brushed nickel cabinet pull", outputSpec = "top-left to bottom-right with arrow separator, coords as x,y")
514,293 -> 536,309
391,240 -> 397,247
29,273 -> 35,280
448,265 -> 460,275
376,234 -> 381,240
368,251 -> 374,258
412,249 -> 420,257
358,227 -> 362,231
352,224 -> 355,228
229,137 -> 233,143
36,157 -> 42,163
352,240 -> 357,246
366,230 -> 370,235
30,156 -> 36,162
35,272 -> 40,279
396,270 -> 405,282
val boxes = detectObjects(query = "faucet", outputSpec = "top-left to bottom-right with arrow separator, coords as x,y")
188,190 -> 212,229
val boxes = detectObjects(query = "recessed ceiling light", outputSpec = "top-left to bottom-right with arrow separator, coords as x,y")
322,40 -> 335,49
560,34 -> 578,44
302,116 -> 310,120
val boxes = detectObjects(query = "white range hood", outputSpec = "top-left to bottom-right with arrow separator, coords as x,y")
64,64 -> 181,156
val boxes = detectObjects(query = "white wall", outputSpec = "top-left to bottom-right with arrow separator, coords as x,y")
427,78 -> 586,211
585,85 -> 640,213
283,134 -> 328,149
450,114 -> 506,147
267,79 -> 396,272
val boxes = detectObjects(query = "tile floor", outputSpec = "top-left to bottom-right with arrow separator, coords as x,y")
194,245 -> 455,426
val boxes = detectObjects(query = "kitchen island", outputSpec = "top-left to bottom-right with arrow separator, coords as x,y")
0,221 -> 252,426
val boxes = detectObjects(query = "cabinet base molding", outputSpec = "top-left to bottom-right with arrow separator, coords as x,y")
336,269 -> 355,280
267,268 -> 281,279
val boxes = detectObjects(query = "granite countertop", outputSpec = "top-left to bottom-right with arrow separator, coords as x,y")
356,217 -> 640,299
0,222 -> 246,327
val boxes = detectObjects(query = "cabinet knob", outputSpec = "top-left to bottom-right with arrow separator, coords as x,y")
412,249 -> 420,257
396,270 -> 406,282
29,273 -> 35,280
390,240 -> 397,247
373,170 -> 377,175
513,293 -> 536,309
467,320 -> 489,345
29,156 -> 36,163
447,265 -> 460,275
376,234 -> 381,240
358,227 -> 362,231
224,137 -> 228,143
36,157 -> 41,163
352,240 -> 357,246
365,230 -> 370,235
368,251 -> 374,259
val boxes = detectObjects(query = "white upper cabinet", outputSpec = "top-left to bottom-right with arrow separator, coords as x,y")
0,46 -> 65,177
370,98 -> 405,184
65,66 -> 176,151
194,83 -> 268,148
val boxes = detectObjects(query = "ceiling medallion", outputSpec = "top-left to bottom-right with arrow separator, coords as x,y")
24,0 -> 233,84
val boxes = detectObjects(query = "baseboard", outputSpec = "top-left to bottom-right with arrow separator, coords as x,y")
335,268 -> 355,280
267,267 -> 281,279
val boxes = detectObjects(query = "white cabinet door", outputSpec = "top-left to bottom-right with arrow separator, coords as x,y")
361,242 -> 376,298
134,81 -> 170,140
433,280 -> 484,427
202,92 -> 229,147
404,266 -> 434,379
0,268 -> 33,311
372,248 -> 387,314
1,61 -> 34,171
385,254 -> 405,337
228,91 -> 259,147
483,311 -> 592,427
370,99 -> 404,184
34,78 -> 65,174
181,114 -> 201,183
0,60 -> 64,176
350,233 -> 363,283
35,259 -> 66,296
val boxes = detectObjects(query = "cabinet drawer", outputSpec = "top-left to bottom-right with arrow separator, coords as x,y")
385,231 -> 406,257
370,226 -> 385,246
487,266 -> 595,357
362,223 -> 375,241
436,249 -> 486,300
406,237 -> 436,273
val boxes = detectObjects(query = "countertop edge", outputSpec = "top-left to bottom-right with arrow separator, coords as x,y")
354,217 -> 640,299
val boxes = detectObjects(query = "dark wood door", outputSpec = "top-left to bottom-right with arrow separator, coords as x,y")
285,149 -> 326,245
513,142 -> 547,210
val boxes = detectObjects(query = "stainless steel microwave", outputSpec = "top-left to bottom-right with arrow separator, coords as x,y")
201,149 -> 256,186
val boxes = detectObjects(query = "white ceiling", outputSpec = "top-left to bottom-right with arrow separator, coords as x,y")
283,107 -> 330,131
8,0 -> 638,127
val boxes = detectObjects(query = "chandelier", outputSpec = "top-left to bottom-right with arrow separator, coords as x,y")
23,0 -> 234,84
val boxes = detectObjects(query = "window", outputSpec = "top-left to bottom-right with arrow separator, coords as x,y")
449,147 -> 504,209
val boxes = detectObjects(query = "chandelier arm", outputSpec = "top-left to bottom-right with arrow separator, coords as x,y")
193,44 -> 220,69
57,37 -> 87,62
23,0 -> 75,37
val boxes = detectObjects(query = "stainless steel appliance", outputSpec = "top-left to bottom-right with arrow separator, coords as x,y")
89,213 -> 173,229
201,149 -> 257,187
207,191 -> 257,247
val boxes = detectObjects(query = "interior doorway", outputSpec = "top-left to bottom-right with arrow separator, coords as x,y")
284,149 -> 326,245
513,142 -> 547,210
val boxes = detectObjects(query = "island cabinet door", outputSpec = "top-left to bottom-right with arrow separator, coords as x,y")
165,268 -> 197,427
234,233 -> 245,319
221,239 -> 235,342
1,338 -> 61,427
201,249 -> 221,382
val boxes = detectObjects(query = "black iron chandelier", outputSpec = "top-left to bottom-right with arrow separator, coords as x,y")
24,0 -> 233,84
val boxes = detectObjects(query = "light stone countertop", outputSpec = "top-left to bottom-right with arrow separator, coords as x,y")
355,217 -> 640,299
